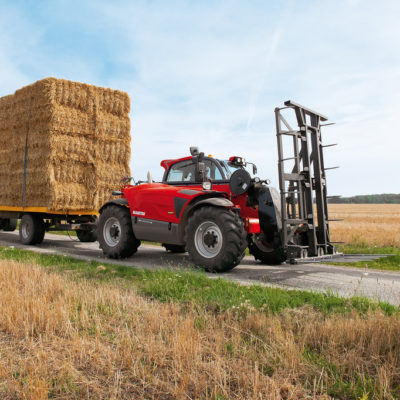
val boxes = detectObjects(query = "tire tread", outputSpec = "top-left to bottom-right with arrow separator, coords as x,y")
185,206 -> 247,272
19,214 -> 45,245
98,206 -> 140,259
248,241 -> 287,265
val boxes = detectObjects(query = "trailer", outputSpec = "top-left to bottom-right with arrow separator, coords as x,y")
0,206 -> 97,244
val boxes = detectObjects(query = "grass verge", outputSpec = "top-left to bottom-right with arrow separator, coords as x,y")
334,243 -> 400,271
337,242 -> 399,255
0,246 -> 396,316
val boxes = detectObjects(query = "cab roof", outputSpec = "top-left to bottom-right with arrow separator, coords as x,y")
160,156 -> 193,170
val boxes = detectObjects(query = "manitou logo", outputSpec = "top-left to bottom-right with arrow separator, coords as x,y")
132,210 -> 146,216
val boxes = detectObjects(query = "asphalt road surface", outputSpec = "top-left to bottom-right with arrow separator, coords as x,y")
1,231 -> 399,305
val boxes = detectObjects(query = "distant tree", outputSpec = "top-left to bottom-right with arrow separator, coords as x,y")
327,194 -> 400,204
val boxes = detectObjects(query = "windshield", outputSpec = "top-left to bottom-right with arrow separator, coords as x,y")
166,158 -> 226,182
164,158 -> 253,183
219,160 -> 251,179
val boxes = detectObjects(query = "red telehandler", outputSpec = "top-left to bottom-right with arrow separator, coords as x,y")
98,101 -> 339,272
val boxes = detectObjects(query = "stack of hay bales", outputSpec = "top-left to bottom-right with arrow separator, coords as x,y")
0,78 -> 131,212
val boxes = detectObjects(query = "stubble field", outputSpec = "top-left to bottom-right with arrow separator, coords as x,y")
329,204 -> 400,247
0,260 -> 399,400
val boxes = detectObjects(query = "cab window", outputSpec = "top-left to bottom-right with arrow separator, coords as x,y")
204,159 -> 224,180
166,160 -> 196,182
166,158 -> 227,182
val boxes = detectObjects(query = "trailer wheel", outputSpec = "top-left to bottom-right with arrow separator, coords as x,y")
1,218 -> 18,232
248,240 -> 287,265
185,206 -> 246,272
98,205 -> 140,259
76,229 -> 97,243
162,244 -> 186,253
19,214 -> 45,245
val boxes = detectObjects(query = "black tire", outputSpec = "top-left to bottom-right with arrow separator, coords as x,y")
184,206 -> 247,272
1,218 -> 18,232
76,229 -> 97,243
248,240 -> 287,265
19,214 -> 45,245
162,244 -> 186,253
98,205 -> 140,259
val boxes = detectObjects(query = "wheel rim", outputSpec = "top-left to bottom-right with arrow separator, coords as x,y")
254,238 -> 274,253
103,217 -> 121,247
194,221 -> 223,258
21,220 -> 30,239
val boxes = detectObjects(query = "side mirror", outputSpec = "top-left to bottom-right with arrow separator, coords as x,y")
190,146 -> 199,156
252,164 -> 257,175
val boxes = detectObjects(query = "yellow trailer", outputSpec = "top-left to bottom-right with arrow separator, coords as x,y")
0,206 -> 98,244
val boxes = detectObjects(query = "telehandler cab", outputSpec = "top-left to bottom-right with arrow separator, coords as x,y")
98,101 -> 338,272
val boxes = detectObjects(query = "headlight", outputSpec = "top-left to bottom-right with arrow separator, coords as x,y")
202,181 -> 212,190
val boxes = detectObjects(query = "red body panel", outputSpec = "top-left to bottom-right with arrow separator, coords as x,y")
244,218 -> 261,234
160,156 -> 192,170
169,182 -> 259,220
122,183 -> 217,223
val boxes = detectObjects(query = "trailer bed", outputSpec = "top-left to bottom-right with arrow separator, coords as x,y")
0,206 -> 98,216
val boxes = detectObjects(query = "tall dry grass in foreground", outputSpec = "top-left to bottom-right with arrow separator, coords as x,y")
328,204 -> 400,247
0,260 -> 400,399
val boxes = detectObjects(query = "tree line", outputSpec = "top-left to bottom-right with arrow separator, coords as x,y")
328,193 -> 400,204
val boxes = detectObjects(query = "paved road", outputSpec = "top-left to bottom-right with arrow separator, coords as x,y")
1,231 -> 399,305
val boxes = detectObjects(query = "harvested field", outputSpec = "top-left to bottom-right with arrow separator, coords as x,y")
0,78 -> 131,211
328,204 -> 400,247
0,259 -> 400,399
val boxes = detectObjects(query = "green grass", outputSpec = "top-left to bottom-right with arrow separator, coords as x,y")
0,246 -> 396,316
333,243 -> 400,271
303,349 -> 379,399
332,255 -> 400,271
337,243 -> 399,255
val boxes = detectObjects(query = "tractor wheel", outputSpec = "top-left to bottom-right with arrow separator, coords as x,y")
98,205 -> 140,259
162,244 -> 186,253
248,240 -> 287,265
76,229 -> 97,243
185,206 -> 247,272
1,218 -> 18,232
19,214 -> 45,245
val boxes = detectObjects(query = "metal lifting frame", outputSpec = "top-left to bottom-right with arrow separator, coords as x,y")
275,100 -> 337,258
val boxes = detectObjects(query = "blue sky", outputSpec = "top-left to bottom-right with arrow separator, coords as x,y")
1,0 -> 399,196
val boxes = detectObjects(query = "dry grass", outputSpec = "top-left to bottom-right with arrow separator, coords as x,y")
0,260 -> 400,399
328,204 -> 400,247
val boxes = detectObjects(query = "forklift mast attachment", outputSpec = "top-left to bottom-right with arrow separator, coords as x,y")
275,100 -> 338,260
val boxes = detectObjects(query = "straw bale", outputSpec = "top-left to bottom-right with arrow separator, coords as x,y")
0,77 -> 131,212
